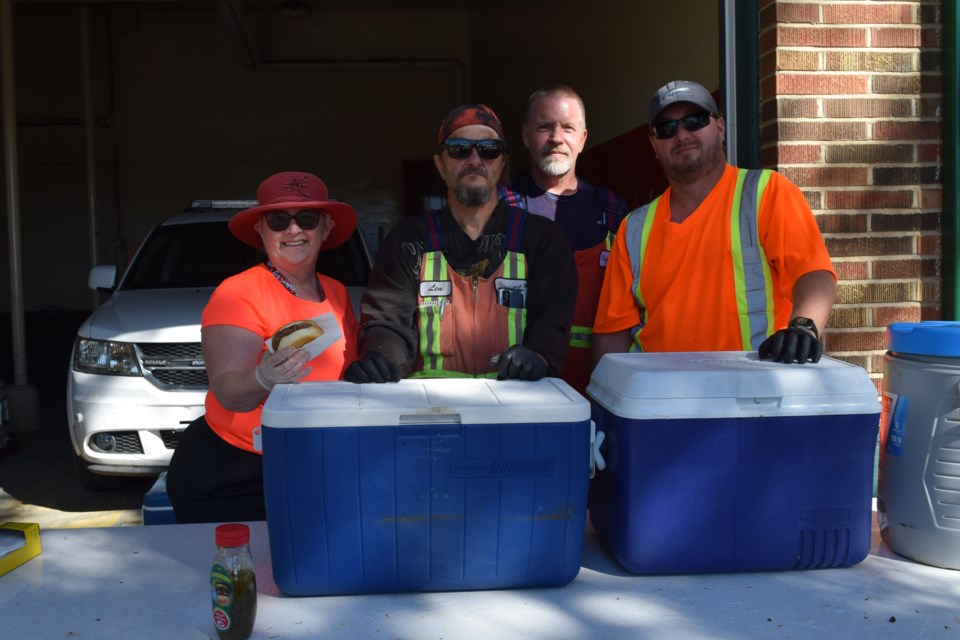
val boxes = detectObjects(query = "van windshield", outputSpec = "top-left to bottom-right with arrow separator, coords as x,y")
121,222 -> 263,290
121,220 -> 371,290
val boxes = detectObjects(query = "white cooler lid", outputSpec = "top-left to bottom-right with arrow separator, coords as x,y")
261,377 -> 589,428
587,352 -> 881,419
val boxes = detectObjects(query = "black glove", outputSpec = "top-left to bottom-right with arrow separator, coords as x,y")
491,345 -> 548,380
344,351 -> 401,384
759,317 -> 823,364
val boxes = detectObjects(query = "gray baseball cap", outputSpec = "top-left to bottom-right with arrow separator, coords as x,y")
648,80 -> 719,124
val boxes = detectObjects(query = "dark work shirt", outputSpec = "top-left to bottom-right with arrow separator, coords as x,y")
509,172 -> 628,251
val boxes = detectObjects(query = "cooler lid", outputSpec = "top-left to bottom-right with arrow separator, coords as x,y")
586,352 -> 880,419
261,377 -> 589,428
887,321 -> 960,357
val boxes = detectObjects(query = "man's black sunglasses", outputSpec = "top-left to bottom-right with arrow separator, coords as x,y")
440,138 -> 505,160
651,111 -> 714,139
264,210 -> 322,232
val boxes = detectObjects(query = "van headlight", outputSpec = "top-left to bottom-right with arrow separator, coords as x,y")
73,339 -> 142,376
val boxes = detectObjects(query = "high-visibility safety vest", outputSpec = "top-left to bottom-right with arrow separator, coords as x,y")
498,183 -> 622,394
411,208 -> 528,378
624,168 -> 774,352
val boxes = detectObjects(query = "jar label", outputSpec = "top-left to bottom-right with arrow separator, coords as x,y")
211,563 -> 234,631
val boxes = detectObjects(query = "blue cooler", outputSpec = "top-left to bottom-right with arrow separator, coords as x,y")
258,378 -> 591,596
142,472 -> 177,525
587,352 -> 881,574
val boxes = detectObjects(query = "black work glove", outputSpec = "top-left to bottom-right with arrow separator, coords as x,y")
759,318 -> 823,364
490,345 -> 548,381
344,351 -> 401,384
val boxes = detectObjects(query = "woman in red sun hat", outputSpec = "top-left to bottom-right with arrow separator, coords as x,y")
166,171 -> 359,523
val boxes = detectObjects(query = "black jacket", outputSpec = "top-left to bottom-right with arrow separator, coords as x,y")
357,202 -> 578,377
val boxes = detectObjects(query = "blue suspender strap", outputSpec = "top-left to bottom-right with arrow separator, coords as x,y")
498,184 -> 528,209
425,210 -> 444,252
505,206 -> 526,252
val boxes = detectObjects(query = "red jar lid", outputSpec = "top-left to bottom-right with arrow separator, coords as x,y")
215,523 -> 250,547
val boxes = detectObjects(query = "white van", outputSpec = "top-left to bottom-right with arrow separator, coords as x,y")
67,201 -> 372,489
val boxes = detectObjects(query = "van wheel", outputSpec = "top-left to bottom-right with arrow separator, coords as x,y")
74,455 -> 130,491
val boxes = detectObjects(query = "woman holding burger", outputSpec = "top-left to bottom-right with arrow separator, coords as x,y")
166,171 -> 359,523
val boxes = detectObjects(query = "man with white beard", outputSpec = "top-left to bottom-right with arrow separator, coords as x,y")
504,85 -> 628,394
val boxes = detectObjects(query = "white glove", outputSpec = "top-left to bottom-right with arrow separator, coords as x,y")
254,347 -> 311,390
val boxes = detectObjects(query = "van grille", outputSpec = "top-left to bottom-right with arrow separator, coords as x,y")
138,343 -> 209,390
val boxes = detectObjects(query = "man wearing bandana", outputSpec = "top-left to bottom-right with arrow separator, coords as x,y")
346,104 -> 577,382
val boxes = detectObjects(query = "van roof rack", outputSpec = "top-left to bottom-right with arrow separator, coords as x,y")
184,199 -> 257,212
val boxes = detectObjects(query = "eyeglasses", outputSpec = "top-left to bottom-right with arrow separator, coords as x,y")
440,138 -> 505,160
263,210 -> 323,232
651,111 -> 714,139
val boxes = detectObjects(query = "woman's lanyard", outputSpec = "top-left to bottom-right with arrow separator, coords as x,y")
264,260 -> 325,302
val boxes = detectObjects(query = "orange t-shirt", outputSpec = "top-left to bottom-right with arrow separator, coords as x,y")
594,165 -> 835,352
201,264 -> 358,452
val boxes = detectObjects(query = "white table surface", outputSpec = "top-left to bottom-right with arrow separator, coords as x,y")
2,513 -> 957,640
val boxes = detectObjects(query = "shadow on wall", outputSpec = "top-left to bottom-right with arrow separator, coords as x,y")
578,122 -> 669,211
0,307 -> 90,397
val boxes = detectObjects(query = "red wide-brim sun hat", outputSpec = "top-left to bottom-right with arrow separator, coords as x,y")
229,171 -> 358,251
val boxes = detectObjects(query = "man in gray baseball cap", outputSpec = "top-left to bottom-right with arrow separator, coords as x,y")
592,79 -> 838,366
648,80 -> 720,125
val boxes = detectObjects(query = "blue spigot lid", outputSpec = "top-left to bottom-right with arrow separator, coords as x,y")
887,321 -> 960,357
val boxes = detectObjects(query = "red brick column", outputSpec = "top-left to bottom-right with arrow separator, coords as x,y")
758,0 -> 944,388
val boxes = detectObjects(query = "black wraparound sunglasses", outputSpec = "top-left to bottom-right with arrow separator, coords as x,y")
440,138 -> 505,160
264,210 -> 322,232
651,111 -> 714,139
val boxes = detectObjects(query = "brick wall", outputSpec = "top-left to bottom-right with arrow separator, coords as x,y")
758,0 -> 944,388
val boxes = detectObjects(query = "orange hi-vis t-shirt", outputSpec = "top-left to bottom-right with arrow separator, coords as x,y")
201,264 -> 358,453
594,165 -> 835,352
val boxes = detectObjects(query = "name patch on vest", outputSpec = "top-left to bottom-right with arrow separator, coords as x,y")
420,280 -> 452,297
495,278 -> 527,309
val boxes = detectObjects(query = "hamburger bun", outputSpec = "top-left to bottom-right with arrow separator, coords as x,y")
271,319 -> 324,352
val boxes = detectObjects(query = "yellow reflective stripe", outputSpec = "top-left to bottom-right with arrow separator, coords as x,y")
418,252 -> 446,371
733,168 -> 776,349
629,198 -> 658,352
570,325 -> 592,349
730,169 -> 751,350
634,198 -> 657,320
755,171 -> 776,337
620,197 -> 660,351
503,250 -> 527,347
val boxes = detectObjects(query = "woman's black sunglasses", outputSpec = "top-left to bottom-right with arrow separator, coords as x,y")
264,210 -> 322,232
651,111 -> 714,139
440,138 -> 505,160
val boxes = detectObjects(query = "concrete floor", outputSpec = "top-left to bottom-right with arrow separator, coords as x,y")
0,389 -> 154,530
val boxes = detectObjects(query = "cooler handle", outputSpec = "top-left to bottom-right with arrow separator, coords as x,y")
736,396 -> 782,411
399,414 -> 462,425
590,421 -> 606,478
